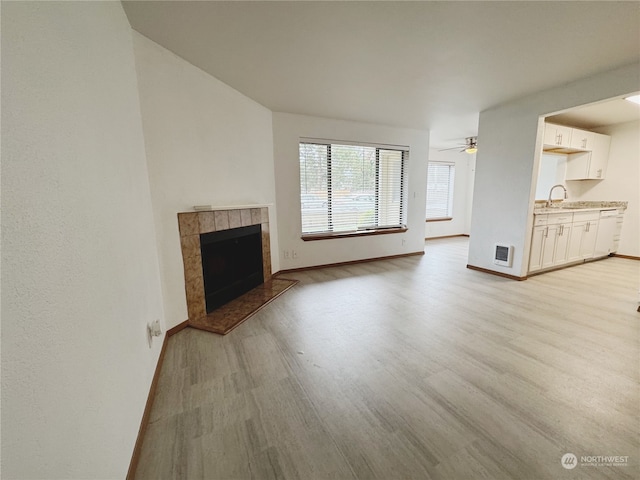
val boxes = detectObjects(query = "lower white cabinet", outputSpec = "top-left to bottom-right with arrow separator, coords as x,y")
569,211 -> 600,261
529,225 -> 546,272
529,213 -> 573,272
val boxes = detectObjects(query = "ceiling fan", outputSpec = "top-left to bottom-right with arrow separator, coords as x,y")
438,137 -> 478,154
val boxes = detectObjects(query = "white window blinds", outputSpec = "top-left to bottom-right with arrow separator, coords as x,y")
299,141 -> 407,236
426,162 -> 455,219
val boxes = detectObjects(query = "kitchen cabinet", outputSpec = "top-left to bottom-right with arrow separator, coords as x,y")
569,129 -> 594,150
565,132 -> 611,180
530,207 -> 626,274
543,123 -> 572,148
567,214 -> 599,262
529,225 -> 546,272
529,213 -> 573,272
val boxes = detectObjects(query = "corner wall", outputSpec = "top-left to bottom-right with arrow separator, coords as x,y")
1,3 -> 165,478
424,149 -> 476,239
131,33 -> 278,329
273,113 -> 429,270
469,63 -> 640,277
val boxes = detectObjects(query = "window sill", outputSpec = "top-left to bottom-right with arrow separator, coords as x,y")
425,217 -> 453,223
301,226 -> 408,241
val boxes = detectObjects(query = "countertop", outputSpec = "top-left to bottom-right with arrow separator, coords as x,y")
533,201 -> 627,215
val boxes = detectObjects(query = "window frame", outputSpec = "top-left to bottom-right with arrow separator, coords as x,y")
425,161 -> 455,222
299,139 -> 408,240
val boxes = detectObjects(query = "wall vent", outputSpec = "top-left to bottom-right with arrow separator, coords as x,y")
494,244 -> 514,267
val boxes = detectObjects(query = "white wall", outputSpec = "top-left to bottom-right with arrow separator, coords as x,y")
424,149 -> 476,239
534,153 -> 567,201
132,33 -> 278,329
469,63 -> 640,277
273,113 -> 429,270
2,3 -> 165,478
566,120 -> 639,256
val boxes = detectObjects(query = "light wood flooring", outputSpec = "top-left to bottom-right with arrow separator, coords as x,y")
135,237 -> 639,479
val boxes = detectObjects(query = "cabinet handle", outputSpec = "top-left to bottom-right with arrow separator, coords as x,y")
586,222 -> 590,232
544,226 -> 549,237
558,133 -> 562,144
560,225 -> 564,236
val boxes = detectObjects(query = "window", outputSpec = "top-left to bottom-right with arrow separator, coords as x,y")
299,140 -> 407,238
426,162 -> 455,220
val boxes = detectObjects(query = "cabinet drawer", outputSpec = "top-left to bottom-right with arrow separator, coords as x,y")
573,211 -> 600,222
533,215 -> 548,226
547,213 -> 573,225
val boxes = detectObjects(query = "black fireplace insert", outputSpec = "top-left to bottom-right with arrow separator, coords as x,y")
200,224 -> 264,313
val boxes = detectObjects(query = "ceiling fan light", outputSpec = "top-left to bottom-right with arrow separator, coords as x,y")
465,147 -> 477,154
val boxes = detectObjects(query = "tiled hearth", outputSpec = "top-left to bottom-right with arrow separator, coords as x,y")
178,206 -> 296,334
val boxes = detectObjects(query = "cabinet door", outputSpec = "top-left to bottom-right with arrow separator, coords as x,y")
580,220 -> 598,258
567,222 -> 585,262
569,129 -> 594,150
554,223 -> 571,265
529,226 -> 546,272
587,132 -> 610,179
565,151 -> 591,180
544,124 -> 572,147
541,225 -> 560,269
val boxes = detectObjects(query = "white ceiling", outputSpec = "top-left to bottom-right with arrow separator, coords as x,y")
546,96 -> 640,130
122,1 -> 640,148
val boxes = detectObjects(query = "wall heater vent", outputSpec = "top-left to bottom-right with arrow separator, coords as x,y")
494,244 -> 514,267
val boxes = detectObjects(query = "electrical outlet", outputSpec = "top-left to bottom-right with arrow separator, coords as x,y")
147,319 -> 162,347
283,250 -> 290,259
292,250 -> 298,259
402,238 -> 406,246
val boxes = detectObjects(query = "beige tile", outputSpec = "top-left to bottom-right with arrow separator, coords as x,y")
240,209 -> 252,227
183,248 -> 203,282
198,212 -> 215,234
180,235 -> 200,260
186,279 -> 205,321
260,207 -> 269,224
228,210 -> 242,229
251,208 -> 261,225
178,213 -> 199,237
214,210 -> 230,231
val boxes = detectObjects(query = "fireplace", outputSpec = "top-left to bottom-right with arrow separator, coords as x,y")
178,206 -> 297,335
178,207 -> 272,323
200,224 -> 264,313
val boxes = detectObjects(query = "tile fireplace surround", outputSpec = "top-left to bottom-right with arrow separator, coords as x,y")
178,206 -> 294,334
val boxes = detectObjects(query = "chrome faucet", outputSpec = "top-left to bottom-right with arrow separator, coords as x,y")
547,184 -> 567,207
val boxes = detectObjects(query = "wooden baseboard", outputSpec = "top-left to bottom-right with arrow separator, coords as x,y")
167,319 -> 189,336
276,251 -> 424,275
425,234 -> 469,240
127,320 -> 188,479
466,264 -> 527,281
612,253 -> 640,261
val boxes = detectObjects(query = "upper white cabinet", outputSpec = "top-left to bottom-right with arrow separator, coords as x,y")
543,123 -> 611,180
569,129 -> 594,150
543,123 -> 572,148
565,132 -> 611,180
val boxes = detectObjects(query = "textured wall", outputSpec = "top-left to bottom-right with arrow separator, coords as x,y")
1,2 -> 165,477
424,149 -> 476,239
132,32 -> 278,329
273,112 -> 430,270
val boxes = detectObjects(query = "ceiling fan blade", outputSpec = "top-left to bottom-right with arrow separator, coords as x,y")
437,145 -> 466,151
